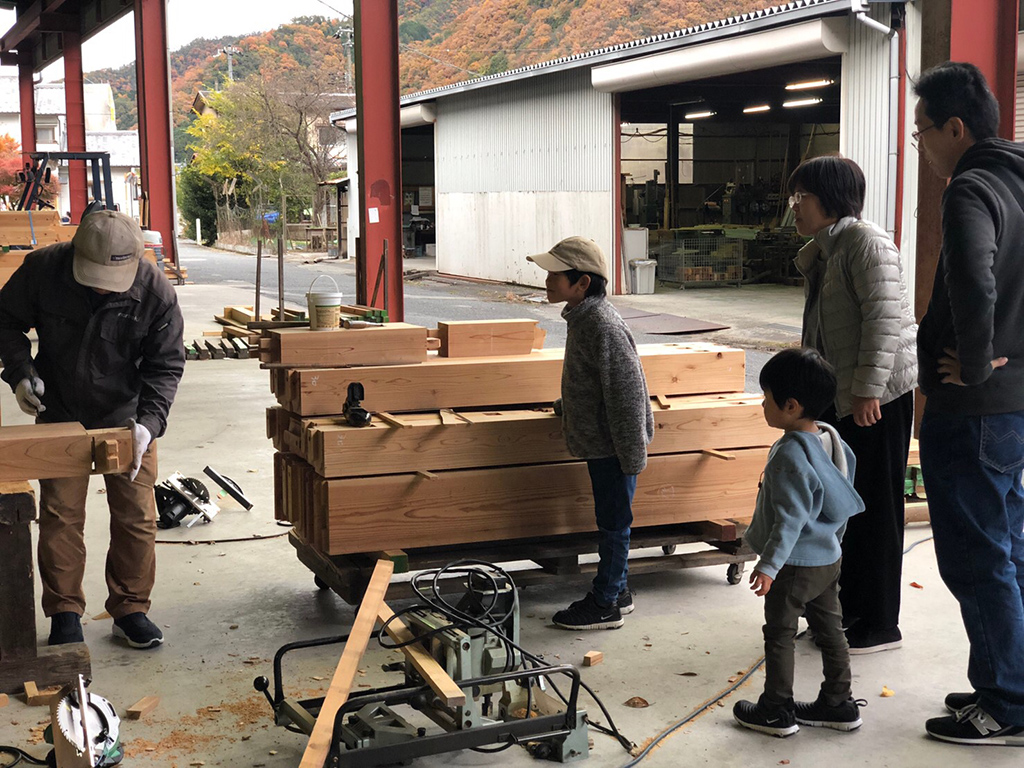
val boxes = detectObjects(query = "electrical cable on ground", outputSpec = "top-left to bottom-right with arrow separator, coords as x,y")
620,653 -> 766,766
0,746 -> 49,767
904,536 -> 933,555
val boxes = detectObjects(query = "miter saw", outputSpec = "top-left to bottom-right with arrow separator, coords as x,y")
44,675 -> 123,767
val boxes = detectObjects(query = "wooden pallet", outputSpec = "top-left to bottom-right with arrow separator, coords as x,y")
289,520 -> 755,606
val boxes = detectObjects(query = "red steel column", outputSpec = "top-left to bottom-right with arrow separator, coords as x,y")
18,55 -> 36,169
950,0 -> 1018,139
353,0 -> 404,320
62,31 -> 87,223
134,0 -> 178,267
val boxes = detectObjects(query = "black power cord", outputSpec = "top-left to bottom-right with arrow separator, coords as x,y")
0,746 -> 50,767
375,559 -> 635,754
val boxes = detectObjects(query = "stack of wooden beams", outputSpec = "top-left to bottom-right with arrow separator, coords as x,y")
266,321 -> 778,559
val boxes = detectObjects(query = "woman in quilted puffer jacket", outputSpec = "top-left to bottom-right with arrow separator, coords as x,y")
788,155 -> 918,655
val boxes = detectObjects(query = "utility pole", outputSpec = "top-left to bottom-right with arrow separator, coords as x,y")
217,45 -> 241,81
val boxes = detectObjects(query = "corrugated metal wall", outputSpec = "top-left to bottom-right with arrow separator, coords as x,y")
1016,72 -> 1024,139
435,69 -> 615,286
840,3 -> 892,232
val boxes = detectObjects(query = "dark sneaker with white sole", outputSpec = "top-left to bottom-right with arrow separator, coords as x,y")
617,588 -> 634,615
794,696 -> 865,731
552,593 -> 623,630
945,691 -> 980,714
926,705 -> 1024,746
112,613 -> 164,649
733,697 -> 799,738
48,612 -> 84,645
846,626 -> 902,655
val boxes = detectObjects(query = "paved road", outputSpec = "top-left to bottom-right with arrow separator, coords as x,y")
178,240 -> 771,389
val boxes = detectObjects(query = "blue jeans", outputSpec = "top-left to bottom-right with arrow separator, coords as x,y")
587,457 -> 636,606
920,409 -> 1024,725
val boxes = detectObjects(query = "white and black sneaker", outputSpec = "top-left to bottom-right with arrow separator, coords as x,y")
794,696 -> 865,731
926,704 -> 1024,746
112,613 -> 164,649
552,593 -> 623,630
733,697 -> 799,738
617,587 -> 635,616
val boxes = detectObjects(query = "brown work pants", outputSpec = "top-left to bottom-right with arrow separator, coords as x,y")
38,442 -> 158,619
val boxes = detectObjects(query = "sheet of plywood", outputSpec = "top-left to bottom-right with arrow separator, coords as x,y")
280,344 -> 745,416
262,324 -> 427,367
299,559 -> 393,768
0,424 -> 133,481
437,319 -> 538,358
303,393 -> 775,477
315,448 -> 767,555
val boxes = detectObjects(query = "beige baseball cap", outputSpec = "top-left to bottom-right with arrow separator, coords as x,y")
527,236 -> 610,282
72,211 -> 145,293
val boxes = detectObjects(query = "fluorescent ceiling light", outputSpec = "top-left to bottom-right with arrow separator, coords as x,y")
684,110 -> 715,120
786,78 -> 834,90
743,105 -> 771,114
783,97 -> 822,108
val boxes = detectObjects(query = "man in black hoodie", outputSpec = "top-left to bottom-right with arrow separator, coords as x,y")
914,62 -> 1024,747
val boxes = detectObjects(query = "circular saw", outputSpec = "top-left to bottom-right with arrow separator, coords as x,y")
45,675 -> 123,767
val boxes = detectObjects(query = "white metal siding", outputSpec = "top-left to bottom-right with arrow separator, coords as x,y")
840,3 -> 891,232
436,69 -> 615,286
1016,73 -> 1024,140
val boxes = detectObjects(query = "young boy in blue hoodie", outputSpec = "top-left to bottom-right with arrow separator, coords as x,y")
734,347 -> 866,738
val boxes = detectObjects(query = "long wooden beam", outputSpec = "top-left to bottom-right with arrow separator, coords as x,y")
376,602 -> 466,708
299,558 -> 393,768
278,344 -> 745,416
260,323 -> 428,367
289,394 -> 776,478
0,424 -> 133,481
305,448 -> 768,555
437,319 -> 538,358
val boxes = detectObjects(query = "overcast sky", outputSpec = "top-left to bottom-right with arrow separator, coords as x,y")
1,0 -> 354,79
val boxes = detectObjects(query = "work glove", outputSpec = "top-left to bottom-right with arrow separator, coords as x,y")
15,376 -> 46,416
127,418 -> 153,482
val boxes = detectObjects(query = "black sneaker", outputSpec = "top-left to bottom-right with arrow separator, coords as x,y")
794,696 -> 865,731
48,612 -> 84,646
552,593 -> 623,630
617,588 -> 634,616
112,613 -> 164,649
945,691 -> 980,714
847,626 -> 902,655
926,704 -> 1024,746
733,696 -> 799,738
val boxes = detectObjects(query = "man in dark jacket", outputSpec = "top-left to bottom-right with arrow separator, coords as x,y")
0,210 -> 185,650
914,62 -> 1024,746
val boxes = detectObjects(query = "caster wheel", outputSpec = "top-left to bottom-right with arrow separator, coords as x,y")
314,575 -> 329,590
727,563 -> 744,585
662,545 -> 677,555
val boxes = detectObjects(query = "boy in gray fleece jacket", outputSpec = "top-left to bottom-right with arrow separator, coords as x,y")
527,237 -> 654,631
734,348 -> 866,738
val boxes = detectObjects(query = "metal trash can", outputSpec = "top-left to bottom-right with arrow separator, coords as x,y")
629,259 -> 657,295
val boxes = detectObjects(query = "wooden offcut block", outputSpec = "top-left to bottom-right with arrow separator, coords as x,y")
279,344 -> 745,416
315,447 -> 768,555
583,651 -> 603,667
260,324 -> 428,367
437,319 -> 538,358
0,424 -> 133,481
24,681 -> 60,706
0,692 -> 8,708
126,695 -> 160,719
301,394 -> 774,478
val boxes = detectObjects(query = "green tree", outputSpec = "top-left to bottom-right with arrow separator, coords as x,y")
177,163 -> 218,244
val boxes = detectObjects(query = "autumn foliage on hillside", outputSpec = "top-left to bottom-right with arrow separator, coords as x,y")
86,0 -> 788,139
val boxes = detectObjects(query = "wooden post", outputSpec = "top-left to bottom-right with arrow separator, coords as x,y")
0,483 -> 91,694
277,235 -> 285,320
255,238 -> 263,322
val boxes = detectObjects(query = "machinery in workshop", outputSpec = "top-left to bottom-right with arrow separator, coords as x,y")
255,563 -> 606,766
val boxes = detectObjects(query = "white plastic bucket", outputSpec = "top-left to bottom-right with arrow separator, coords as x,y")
306,275 -> 343,330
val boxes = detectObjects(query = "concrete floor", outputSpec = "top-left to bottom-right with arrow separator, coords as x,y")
1,244 -> 1015,767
